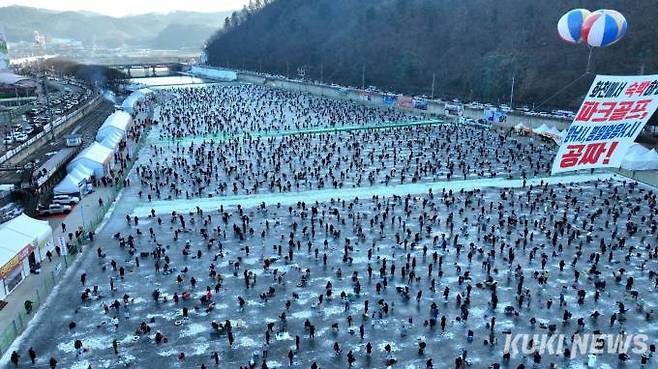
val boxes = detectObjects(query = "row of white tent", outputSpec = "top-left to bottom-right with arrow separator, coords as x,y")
122,88 -> 154,114
514,123 -> 658,171
53,110 -> 134,195
514,123 -> 563,142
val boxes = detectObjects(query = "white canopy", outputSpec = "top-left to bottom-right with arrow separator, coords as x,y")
71,164 -> 94,180
514,123 -> 528,130
2,214 -> 52,248
0,231 -> 32,272
122,88 -> 153,114
54,173 -> 85,195
621,143 -> 658,171
0,214 -> 53,269
624,143 -> 649,157
56,163 -> 93,194
532,124 -> 550,135
67,142 -> 114,177
545,126 -> 561,136
99,131 -> 123,150
96,111 -> 132,142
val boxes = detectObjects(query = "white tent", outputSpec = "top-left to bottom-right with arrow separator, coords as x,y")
642,149 -> 658,169
541,126 -> 562,144
0,214 -> 53,297
0,229 -> 33,279
53,173 -> 85,195
532,124 -> 550,135
2,215 -> 53,255
99,131 -> 123,151
621,144 -> 658,171
545,126 -> 561,136
122,88 -> 153,114
72,164 -> 95,179
67,142 -> 114,177
96,111 -> 132,142
55,163 -> 94,195
71,164 -> 94,181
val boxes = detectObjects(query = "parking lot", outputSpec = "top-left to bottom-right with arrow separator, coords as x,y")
1,80 -> 92,154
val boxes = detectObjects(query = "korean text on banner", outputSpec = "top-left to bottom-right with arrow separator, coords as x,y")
551,74 -> 658,174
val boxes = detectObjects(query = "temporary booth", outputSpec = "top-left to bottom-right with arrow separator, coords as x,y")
542,126 -> 563,144
67,142 -> 114,177
71,164 -> 95,180
55,164 -> 94,195
513,123 -> 532,135
96,111 -> 132,142
621,144 -> 658,171
0,214 -> 53,299
532,124 -> 550,135
53,173 -> 86,195
99,131 -> 124,151
122,88 -> 153,114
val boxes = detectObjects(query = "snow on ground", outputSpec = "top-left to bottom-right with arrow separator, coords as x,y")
131,172 -> 616,217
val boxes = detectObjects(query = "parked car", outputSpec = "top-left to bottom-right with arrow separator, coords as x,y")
37,203 -> 72,216
13,133 -> 28,142
0,203 -> 23,223
52,194 -> 80,205
3,135 -> 13,145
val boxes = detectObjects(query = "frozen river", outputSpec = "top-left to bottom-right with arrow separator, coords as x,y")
3,84 -> 657,369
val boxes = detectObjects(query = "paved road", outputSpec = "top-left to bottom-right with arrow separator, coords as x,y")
0,100 -> 114,185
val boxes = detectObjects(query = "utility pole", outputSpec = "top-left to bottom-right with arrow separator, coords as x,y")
431,72 -> 436,100
3,110 -> 12,149
44,78 -> 55,141
361,64 -> 365,90
37,58 -> 55,142
286,62 -> 290,78
509,74 -> 515,109
320,63 -> 324,84
14,86 -> 20,107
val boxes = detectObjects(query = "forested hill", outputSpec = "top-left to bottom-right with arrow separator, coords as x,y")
205,0 -> 658,109
0,6 -> 230,50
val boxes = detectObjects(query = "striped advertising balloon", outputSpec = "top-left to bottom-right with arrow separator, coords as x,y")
557,9 -> 591,44
581,9 -> 628,47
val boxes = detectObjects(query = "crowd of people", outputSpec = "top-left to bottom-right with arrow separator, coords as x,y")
7,83 -> 657,369
135,85 -> 554,201
156,85 -> 423,138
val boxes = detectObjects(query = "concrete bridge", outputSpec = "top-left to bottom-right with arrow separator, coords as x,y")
103,62 -> 186,77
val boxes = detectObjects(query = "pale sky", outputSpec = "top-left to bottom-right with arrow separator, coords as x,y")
0,0 -> 249,17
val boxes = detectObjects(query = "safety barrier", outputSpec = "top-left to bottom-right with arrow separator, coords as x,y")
0,253 -> 76,356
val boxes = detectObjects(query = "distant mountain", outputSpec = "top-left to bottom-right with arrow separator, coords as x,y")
206,0 -> 658,109
0,5 -> 229,50
149,24 -> 218,50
